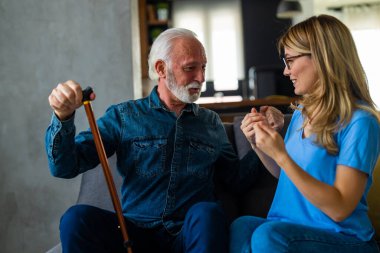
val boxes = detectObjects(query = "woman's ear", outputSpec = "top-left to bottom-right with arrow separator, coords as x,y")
155,60 -> 166,78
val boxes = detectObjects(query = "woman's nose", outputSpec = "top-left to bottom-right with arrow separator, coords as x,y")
283,66 -> 290,76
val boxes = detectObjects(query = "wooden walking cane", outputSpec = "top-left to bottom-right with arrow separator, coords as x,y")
82,87 -> 133,253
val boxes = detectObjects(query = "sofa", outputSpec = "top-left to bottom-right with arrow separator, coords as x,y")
46,114 -> 380,252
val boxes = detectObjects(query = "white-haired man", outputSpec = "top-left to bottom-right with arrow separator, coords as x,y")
46,28 -> 283,253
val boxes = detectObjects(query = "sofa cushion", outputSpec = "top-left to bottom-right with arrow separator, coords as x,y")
232,116 -> 252,159
231,114 -> 295,217
76,154 -> 122,211
368,158 -> 380,242
230,116 -> 278,217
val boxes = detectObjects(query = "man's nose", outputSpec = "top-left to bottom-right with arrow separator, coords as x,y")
195,69 -> 205,83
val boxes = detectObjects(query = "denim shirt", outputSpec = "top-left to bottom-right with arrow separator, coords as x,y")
45,86 -> 260,235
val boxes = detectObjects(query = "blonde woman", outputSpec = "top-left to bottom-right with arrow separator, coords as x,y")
230,15 -> 380,253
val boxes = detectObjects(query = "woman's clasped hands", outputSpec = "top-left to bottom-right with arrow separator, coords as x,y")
241,106 -> 286,163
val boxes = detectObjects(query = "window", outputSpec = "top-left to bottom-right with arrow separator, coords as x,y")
172,0 -> 244,103
340,3 -> 380,109
311,3 -> 380,109
352,29 -> 380,109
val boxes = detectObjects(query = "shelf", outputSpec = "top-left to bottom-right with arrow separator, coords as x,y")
139,0 -> 172,89
148,20 -> 170,26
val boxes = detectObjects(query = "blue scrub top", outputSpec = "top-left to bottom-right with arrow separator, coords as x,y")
268,108 -> 380,241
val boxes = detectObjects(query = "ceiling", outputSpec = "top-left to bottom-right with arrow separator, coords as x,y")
314,0 -> 380,9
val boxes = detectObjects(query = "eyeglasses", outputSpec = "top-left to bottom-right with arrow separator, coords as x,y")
282,54 -> 311,70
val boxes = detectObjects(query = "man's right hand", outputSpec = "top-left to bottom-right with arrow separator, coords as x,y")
48,80 -> 84,121
259,106 -> 284,132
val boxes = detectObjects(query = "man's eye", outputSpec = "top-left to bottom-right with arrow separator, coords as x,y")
184,66 -> 194,71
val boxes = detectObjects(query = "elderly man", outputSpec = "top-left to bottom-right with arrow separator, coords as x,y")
46,28 -> 283,253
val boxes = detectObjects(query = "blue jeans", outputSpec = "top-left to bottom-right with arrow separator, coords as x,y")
60,202 -> 228,253
230,216 -> 379,253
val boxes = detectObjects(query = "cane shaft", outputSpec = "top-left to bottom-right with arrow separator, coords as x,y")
83,101 -> 132,253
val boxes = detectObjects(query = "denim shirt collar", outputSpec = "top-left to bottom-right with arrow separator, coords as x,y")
148,85 -> 199,116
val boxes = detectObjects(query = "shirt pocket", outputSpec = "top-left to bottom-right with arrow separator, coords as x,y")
131,137 -> 167,178
187,139 -> 216,179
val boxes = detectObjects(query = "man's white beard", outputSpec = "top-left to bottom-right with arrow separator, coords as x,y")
166,69 -> 202,103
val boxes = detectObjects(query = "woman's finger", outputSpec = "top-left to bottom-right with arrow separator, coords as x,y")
257,122 -> 276,135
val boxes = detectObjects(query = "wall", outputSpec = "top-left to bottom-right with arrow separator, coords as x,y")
0,0 -> 140,252
294,0 -> 315,24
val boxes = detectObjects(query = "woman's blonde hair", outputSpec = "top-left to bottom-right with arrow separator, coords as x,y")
277,14 -> 378,154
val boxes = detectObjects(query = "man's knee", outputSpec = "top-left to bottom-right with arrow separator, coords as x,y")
182,202 -> 228,253
60,205 -> 96,235
183,202 -> 228,239
186,202 -> 225,221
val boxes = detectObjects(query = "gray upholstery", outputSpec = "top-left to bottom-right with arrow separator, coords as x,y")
232,115 -> 292,159
46,115 -> 292,252
76,155 -> 122,211
46,243 -> 61,253
46,156 -> 124,253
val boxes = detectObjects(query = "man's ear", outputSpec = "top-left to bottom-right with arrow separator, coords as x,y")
155,60 -> 166,78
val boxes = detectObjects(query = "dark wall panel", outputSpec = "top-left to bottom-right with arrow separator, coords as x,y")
241,0 -> 293,98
